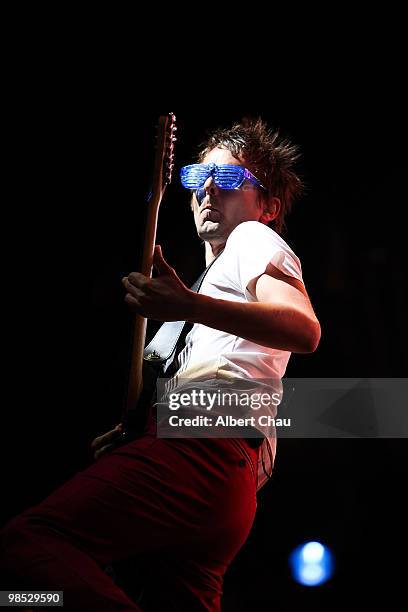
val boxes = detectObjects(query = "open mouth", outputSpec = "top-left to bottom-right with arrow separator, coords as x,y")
201,207 -> 218,213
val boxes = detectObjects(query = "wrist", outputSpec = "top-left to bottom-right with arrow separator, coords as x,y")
186,291 -> 209,324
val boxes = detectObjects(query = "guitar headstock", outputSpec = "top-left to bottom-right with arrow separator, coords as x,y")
164,112 -> 177,186
153,112 -> 177,197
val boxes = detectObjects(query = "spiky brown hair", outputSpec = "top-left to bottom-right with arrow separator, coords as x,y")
196,117 -> 304,235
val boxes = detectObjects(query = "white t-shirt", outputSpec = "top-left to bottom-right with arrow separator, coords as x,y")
157,220 -> 304,490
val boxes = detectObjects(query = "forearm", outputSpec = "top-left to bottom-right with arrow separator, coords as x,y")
187,292 -> 321,353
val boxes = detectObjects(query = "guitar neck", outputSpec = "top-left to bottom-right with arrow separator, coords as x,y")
125,200 -> 160,414
123,113 -> 176,418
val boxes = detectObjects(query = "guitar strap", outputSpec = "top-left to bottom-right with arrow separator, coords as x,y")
143,247 -> 225,368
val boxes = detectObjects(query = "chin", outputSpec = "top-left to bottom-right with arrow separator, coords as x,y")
198,223 -> 223,239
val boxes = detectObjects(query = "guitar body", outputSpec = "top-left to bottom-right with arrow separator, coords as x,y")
120,359 -> 164,439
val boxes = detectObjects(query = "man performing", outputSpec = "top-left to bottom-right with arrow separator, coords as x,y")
0,117 -> 321,610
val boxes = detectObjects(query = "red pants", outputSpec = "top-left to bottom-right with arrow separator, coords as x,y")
0,411 -> 259,611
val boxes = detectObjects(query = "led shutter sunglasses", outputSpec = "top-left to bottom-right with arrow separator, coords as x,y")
180,163 -> 267,192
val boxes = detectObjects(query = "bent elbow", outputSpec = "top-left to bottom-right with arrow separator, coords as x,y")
294,319 -> 321,353
304,320 -> 321,353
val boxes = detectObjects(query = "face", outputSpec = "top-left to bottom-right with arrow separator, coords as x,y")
191,147 -> 266,247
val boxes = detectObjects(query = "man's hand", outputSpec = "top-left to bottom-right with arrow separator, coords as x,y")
91,424 -> 124,460
122,244 -> 196,321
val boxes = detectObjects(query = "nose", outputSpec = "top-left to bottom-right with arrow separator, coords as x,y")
203,175 -> 219,196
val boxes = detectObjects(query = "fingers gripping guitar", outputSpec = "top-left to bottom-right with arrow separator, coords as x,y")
122,245 -> 195,322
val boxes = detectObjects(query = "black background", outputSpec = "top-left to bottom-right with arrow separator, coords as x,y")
3,35 -> 407,611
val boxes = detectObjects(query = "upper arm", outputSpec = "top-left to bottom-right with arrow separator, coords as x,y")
247,261 -> 319,324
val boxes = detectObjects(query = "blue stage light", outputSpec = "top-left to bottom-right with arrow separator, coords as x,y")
289,541 -> 334,586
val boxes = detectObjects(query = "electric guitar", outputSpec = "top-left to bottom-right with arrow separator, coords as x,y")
120,112 -> 177,439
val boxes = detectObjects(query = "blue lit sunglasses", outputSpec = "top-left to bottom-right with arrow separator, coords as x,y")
180,163 -> 267,192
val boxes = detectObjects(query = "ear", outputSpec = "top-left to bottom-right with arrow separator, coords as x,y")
260,197 -> 281,224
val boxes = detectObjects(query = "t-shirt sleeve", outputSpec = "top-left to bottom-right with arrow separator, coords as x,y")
223,221 -> 304,301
